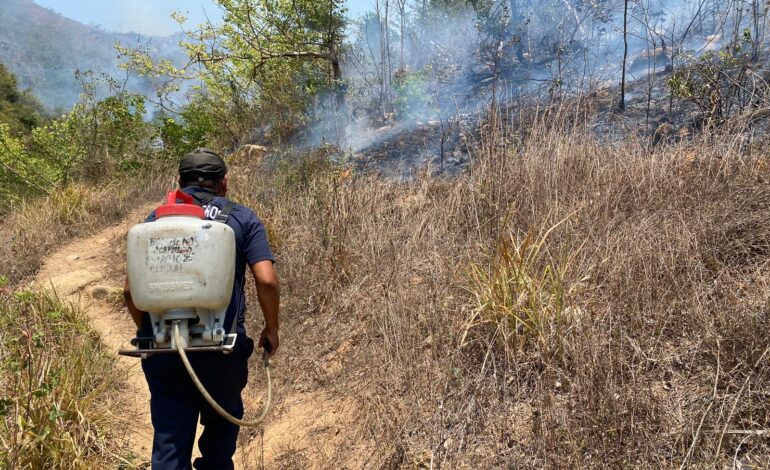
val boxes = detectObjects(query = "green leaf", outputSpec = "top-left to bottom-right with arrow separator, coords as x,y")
0,398 -> 13,417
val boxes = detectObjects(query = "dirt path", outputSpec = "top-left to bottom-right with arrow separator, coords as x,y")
33,207 -> 157,467
32,206 -> 368,469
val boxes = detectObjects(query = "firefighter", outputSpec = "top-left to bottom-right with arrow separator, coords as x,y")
124,148 -> 280,469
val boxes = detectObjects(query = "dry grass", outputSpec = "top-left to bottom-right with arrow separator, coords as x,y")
226,105 -> 770,468
0,166 -> 172,284
0,167 -> 172,468
0,290 -> 128,469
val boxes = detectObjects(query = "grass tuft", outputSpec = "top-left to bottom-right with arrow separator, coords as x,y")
0,290 -> 125,469
465,218 -> 584,356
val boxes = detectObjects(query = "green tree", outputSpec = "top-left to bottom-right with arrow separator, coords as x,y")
0,63 -> 45,136
120,0 -> 347,141
155,96 -> 217,158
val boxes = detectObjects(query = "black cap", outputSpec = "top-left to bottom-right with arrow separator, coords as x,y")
179,148 -> 228,182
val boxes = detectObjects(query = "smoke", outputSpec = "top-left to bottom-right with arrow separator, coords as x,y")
296,5 -> 483,155
297,0 -> 758,167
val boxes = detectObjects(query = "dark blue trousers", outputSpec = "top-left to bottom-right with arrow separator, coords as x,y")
141,338 -> 253,470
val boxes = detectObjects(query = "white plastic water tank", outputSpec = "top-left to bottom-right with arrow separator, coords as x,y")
127,190 -> 236,313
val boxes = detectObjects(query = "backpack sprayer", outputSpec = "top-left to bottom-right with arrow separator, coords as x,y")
119,190 -> 272,427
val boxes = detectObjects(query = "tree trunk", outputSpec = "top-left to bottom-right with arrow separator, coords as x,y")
376,1 -> 388,116
332,54 -> 345,107
400,4 -> 405,68
328,0 -> 344,108
509,0 -> 525,62
619,0 -> 629,111
385,0 -> 392,92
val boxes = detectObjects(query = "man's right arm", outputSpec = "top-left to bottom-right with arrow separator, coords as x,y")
124,278 -> 145,329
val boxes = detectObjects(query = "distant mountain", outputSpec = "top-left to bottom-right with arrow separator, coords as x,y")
0,0 -> 188,111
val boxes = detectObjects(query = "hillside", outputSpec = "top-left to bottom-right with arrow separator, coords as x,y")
0,62 -> 45,135
3,0 -> 770,468
0,0 -> 186,111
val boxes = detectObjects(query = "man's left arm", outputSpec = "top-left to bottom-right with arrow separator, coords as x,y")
242,208 -> 280,357
250,260 -> 280,356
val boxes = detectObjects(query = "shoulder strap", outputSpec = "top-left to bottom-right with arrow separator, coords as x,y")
213,201 -> 235,223
190,191 -> 235,223
191,191 -> 215,205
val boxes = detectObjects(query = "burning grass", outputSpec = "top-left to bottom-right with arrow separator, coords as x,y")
229,108 -> 770,467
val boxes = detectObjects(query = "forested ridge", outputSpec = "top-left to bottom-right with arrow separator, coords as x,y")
3,0 -> 770,468
0,0 -> 186,111
0,63 -> 45,135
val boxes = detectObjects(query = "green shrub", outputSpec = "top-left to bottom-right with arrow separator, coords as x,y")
0,63 -> 45,136
0,123 -> 57,204
667,30 -> 758,124
393,69 -> 433,121
1,89 -> 154,204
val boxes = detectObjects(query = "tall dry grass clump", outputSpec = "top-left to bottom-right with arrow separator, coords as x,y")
465,219 -> 586,359
228,104 -> 770,467
0,290 -> 127,469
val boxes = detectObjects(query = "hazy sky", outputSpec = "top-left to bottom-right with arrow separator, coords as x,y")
33,0 -> 374,36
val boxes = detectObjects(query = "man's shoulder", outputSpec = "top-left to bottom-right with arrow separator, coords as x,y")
142,196 -> 260,225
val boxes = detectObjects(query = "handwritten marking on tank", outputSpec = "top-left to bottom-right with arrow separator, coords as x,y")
149,236 -> 199,253
146,236 -> 199,272
147,259 -> 189,273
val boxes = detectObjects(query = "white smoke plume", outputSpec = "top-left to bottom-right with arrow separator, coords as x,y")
298,0 -> 758,158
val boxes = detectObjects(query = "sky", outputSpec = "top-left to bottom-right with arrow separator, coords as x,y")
33,0 -> 374,36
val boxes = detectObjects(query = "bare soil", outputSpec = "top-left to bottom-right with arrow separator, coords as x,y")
33,206 -> 156,466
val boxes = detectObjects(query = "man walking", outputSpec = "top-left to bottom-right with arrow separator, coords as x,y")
124,148 -> 280,469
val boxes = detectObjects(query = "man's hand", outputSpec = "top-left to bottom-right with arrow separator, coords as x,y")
258,327 -> 279,357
